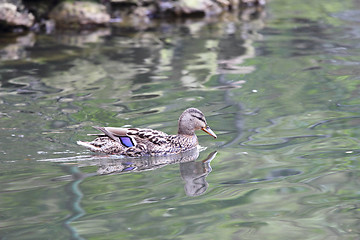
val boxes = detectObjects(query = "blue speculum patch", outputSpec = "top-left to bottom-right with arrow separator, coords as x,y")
119,136 -> 135,147
123,167 -> 136,171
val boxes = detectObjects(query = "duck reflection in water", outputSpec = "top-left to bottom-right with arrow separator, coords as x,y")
180,155 -> 214,197
54,148 -> 217,197
92,149 -> 217,197
51,149 -> 216,239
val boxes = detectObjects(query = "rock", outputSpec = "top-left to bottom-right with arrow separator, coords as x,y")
49,1 -> 111,28
175,0 -> 222,16
0,3 -> 35,28
241,0 -> 266,6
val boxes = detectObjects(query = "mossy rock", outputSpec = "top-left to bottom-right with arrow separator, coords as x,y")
49,1 -> 110,28
0,3 -> 35,28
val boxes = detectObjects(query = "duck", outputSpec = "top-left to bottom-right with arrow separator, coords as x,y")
77,108 -> 217,157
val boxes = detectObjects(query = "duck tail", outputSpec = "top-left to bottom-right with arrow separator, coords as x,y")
77,141 -> 101,152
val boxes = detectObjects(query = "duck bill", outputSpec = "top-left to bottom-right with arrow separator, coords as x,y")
202,126 -> 217,138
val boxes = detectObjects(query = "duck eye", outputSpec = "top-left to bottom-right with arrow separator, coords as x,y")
191,114 -> 205,123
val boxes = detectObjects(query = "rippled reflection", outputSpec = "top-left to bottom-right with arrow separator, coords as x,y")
50,148 -> 216,193
46,150 -> 216,238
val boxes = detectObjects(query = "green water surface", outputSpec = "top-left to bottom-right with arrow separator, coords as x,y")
1,0 -> 360,239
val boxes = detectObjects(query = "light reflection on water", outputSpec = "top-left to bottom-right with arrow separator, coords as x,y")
1,0 -> 360,239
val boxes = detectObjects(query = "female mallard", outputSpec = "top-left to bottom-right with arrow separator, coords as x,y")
77,108 -> 217,157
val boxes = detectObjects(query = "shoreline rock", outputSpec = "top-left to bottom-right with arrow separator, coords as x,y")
0,0 -> 265,32
0,2 -> 35,29
49,1 -> 111,28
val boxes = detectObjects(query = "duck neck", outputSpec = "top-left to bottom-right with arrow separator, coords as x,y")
178,127 -> 195,136
177,120 -> 196,136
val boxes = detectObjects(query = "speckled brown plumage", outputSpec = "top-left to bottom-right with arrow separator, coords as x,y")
77,108 -> 217,157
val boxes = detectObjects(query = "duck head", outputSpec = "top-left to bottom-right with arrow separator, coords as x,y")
177,108 -> 217,138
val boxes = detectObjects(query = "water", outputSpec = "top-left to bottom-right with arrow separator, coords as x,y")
1,0 -> 360,239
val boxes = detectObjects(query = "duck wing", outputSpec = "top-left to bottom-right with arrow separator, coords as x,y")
93,126 -> 169,147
